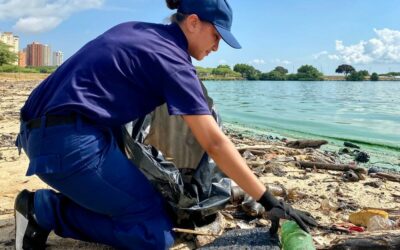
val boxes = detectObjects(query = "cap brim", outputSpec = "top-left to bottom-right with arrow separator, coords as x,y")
215,25 -> 241,49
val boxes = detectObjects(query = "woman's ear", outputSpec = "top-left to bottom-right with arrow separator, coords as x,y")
184,14 -> 201,33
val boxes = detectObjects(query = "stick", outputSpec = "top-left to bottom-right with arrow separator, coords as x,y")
370,172 -> 400,183
236,145 -> 273,153
298,161 -> 367,174
329,232 -> 400,250
172,228 -> 220,237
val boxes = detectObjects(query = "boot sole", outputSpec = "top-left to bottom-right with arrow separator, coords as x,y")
15,210 -> 28,250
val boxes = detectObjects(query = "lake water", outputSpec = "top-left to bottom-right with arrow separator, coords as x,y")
204,80 -> 400,169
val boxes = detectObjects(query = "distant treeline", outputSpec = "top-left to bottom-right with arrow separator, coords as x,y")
197,63 -> 399,81
197,64 -> 324,81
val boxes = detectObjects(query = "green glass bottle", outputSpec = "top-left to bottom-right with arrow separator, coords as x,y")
281,221 -> 315,250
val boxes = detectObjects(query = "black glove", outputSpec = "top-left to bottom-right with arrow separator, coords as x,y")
258,191 -> 318,234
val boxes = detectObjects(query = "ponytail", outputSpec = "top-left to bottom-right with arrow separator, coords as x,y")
166,0 -> 188,24
166,0 -> 181,10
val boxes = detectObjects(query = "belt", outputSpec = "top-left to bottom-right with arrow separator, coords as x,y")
25,114 -> 81,130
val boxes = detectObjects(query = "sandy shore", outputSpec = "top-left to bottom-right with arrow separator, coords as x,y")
1,75 -> 399,249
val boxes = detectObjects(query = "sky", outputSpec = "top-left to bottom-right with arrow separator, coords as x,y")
0,0 -> 399,74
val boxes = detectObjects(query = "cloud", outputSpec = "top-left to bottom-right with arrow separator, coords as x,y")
249,59 -> 265,65
328,54 -> 340,60
271,58 -> 292,65
14,17 -> 62,33
330,28 -> 400,64
0,0 -> 104,33
313,51 -> 328,59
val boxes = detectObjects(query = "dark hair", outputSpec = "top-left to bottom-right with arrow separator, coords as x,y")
166,0 -> 181,9
166,0 -> 188,24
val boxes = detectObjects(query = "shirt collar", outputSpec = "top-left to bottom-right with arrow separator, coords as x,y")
168,22 -> 189,52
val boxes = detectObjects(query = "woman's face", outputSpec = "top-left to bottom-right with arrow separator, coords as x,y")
182,15 -> 221,60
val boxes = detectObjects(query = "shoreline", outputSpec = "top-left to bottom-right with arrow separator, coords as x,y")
1,72 -> 400,82
1,78 -> 400,249
222,122 -> 400,173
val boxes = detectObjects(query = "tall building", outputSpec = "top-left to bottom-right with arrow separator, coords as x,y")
0,32 -> 19,65
18,51 -> 26,67
53,50 -> 64,66
43,45 -> 51,66
26,42 -> 52,67
26,42 -> 43,67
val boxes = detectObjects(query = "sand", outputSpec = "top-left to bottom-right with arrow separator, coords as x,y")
1,74 -> 399,249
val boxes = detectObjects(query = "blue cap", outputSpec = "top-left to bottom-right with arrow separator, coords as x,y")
178,0 -> 241,49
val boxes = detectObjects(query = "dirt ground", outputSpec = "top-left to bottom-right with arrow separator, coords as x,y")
1,75 -> 399,249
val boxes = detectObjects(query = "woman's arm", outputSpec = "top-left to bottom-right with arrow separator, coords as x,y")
182,114 -> 266,200
182,114 -> 317,233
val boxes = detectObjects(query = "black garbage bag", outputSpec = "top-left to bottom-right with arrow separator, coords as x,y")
122,83 -> 231,225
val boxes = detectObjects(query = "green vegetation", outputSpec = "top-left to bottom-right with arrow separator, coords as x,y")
197,64 -> 324,81
0,42 -> 18,66
0,59 -> 396,82
370,72 -> 379,81
346,71 -> 366,81
233,64 -> 261,80
345,69 -> 369,81
0,65 -> 57,73
292,65 -> 324,81
196,65 -> 242,80
381,72 -> 400,76
259,66 -> 288,80
335,64 -> 355,76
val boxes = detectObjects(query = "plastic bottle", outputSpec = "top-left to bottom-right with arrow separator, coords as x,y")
367,215 -> 395,231
281,220 -> 315,250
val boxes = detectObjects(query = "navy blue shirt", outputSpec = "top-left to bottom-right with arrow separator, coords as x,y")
21,22 -> 211,126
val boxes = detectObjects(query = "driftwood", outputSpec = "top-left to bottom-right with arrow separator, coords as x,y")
286,139 -> 328,149
298,161 -> 367,175
329,232 -> 400,250
236,145 -> 273,153
246,149 -> 267,156
370,172 -> 400,183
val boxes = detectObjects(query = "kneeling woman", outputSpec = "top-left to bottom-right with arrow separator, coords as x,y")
15,0 -> 316,249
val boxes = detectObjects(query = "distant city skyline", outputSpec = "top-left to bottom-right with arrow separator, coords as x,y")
0,30 -> 64,67
0,0 -> 399,74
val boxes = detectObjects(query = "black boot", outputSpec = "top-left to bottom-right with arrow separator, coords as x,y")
15,190 -> 50,250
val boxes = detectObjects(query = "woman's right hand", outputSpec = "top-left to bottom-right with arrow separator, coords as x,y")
258,191 -> 318,234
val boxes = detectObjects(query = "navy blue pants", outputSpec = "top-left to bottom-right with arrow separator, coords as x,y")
16,116 -> 174,249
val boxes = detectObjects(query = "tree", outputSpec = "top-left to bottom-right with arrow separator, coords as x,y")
259,70 -> 286,80
335,64 -> 355,76
370,72 -> 379,81
358,70 -> 369,77
233,63 -> 261,80
296,65 -> 324,81
0,42 -> 17,66
216,64 -> 231,69
212,65 -> 233,76
346,71 -> 365,81
273,66 -> 288,75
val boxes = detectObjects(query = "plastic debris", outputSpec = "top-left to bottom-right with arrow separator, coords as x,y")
332,222 -> 365,233
367,215 -> 396,231
349,209 -> 389,227
281,220 -> 315,250
320,199 -> 339,214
